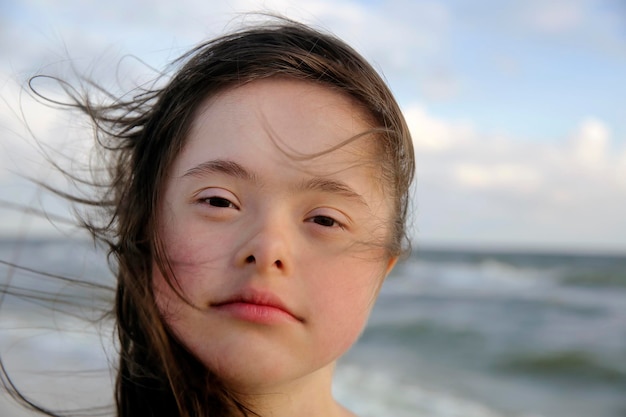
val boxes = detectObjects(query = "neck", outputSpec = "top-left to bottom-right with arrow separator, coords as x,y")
231,364 -> 356,417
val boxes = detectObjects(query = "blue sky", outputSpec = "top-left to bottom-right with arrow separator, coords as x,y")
1,0 -> 625,252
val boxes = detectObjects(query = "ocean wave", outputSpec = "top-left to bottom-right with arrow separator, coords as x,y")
334,364 -> 526,417
361,320 -> 484,350
560,270 -> 626,288
495,350 -> 626,386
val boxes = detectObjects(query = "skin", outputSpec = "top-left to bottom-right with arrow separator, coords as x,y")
153,78 -> 398,417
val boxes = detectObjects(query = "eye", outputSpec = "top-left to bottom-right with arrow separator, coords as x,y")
204,196 -> 236,208
194,188 -> 240,210
306,209 -> 348,230
310,215 -> 339,227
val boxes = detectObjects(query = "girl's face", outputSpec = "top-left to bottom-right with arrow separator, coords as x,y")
154,78 -> 397,392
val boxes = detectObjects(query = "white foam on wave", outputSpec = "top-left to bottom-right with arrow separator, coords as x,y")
333,364 -> 532,417
385,260 -> 553,298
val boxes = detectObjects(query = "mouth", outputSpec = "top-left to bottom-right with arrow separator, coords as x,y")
211,289 -> 303,324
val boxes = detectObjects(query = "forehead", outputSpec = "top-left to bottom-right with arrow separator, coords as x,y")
177,78 -> 377,171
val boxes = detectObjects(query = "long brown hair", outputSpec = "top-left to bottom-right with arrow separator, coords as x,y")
3,17 -> 414,417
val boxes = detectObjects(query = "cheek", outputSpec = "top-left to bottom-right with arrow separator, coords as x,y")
306,255 -> 385,351
151,232 -> 229,318
151,259 -> 211,355
158,198 -> 234,268
157,219 -> 234,285
151,252 -> 195,311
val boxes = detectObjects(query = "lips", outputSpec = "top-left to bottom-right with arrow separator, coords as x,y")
211,288 -> 303,324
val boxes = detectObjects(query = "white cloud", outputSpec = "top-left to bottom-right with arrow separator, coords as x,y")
405,105 -> 474,152
420,68 -> 460,101
406,103 -> 626,250
0,75 -> 94,191
570,117 -> 611,166
524,0 -> 585,33
0,82 -> 50,177
453,163 -> 541,192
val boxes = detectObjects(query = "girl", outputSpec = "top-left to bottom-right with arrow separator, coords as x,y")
3,18 -> 414,417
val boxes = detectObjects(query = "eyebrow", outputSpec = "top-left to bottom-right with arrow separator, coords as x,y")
300,178 -> 368,207
182,159 -> 257,182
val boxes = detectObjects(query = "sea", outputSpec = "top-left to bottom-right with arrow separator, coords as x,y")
1,238 -> 625,417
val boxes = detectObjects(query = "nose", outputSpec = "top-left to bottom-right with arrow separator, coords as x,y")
235,215 -> 292,276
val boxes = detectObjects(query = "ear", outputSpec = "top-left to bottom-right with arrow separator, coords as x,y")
384,256 -> 399,277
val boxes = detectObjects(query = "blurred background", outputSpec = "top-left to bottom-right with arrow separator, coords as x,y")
1,1 -> 625,417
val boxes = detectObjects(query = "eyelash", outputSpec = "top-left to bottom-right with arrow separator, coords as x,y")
308,215 -> 344,229
201,196 -> 238,209
196,193 -> 346,229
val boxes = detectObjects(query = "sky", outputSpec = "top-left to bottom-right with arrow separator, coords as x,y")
1,0 -> 625,253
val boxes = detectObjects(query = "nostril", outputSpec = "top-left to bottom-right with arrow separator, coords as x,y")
246,255 -> 255,264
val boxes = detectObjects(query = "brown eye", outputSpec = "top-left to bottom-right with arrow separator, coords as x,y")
205,197 -> 236,208
311,216 -> 337,227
